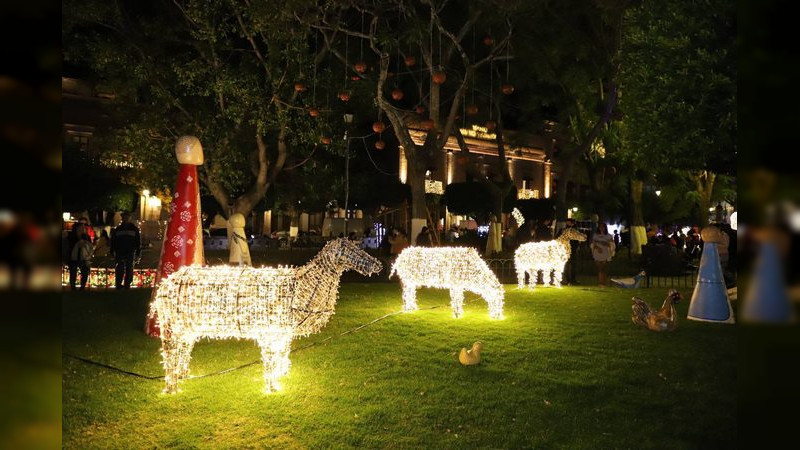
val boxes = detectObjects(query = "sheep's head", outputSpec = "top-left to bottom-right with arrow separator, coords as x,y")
326,238 -> 383,276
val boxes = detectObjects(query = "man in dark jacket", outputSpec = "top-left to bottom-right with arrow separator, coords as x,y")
111,212 -> 141,289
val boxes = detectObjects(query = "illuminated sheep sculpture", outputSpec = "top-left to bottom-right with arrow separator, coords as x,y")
514,227 -> 586,289
149,238 -> 382,394
390,247 -> 504,319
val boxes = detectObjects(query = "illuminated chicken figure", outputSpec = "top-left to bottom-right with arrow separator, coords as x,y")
632,289 -> 682,332
150,239 -> 382,394
514,227 -> 586,289
459,341 -> 483,366
390,247 -> 504,319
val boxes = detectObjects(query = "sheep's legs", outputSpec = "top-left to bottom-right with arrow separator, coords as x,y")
161,336 -> 192,394
258,333 -> 293,393
402,284 -> 418,312
516,268 -> 525,289
553,265 -> 565,288
450,289 -> 465,318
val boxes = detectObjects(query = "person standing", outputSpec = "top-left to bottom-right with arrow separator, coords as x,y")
557,218 -> 580,285
70,230 -> 93,290
591,222 -> 614,286
416,226 -> 433,247
111,212 -> 141,289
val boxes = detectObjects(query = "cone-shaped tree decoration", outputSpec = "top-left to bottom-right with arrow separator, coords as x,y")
145,136 -> 206,337
687,227 -> 735,324
742,241 -> 794,323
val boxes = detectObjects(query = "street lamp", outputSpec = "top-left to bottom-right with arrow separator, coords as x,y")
655,190 -> 662,197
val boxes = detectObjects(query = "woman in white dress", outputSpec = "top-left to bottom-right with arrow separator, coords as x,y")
591,222 -> 614,286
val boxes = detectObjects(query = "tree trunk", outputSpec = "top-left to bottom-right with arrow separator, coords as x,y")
695,170 -> 716,226
555,154 -> 577,222
408,154 -> 428,244
630,178 -> 647,255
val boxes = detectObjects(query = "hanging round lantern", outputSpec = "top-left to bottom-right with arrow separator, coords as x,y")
466,104 -> 479,116
338,91 -> 351,102
375,140 -> 385,150
457,155 -> 468,165
422,118 -> 435,130
404,55 -> 416,67
483,35 -> 494,46
294,82 -> 306,92
485,120 -> 496,131
372,121 -> 386,133
415,105 -> 425,115
354,62 -> 368,73
501,84 -> 515,95
432,71 -> 447,85
308,108 -> 320,117
351,75 -> 361,81
391,88 -> 404,101
321,136 -> 332,145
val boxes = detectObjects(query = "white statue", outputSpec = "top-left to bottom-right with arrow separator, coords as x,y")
228,213 -> 252,266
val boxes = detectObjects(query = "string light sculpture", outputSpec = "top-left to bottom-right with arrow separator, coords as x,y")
514,227 -> 586,289
389,247 -> 504,319
61,266 -> 157,288
511,207 -> 525,227
150,239 -> 382,394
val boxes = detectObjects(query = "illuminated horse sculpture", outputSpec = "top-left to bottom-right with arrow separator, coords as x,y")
514,227 -> 587,289
389,247 -> 504,319
150,238 -> 382,393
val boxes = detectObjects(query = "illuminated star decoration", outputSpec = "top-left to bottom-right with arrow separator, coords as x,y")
150,239 -> 382,394
514,227 -> 586,289
389,247 -> 504,319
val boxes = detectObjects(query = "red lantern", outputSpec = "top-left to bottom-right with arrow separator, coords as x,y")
432,71 -> 446,85
375,140 -> 385,150
308,108 -> 320,117
391,88 -> 404,101
351,75 -> 361,81
321,136 -> 332,145
501,84 -> 515,95
457,155 -> 468,165
415,105 -> 425,114
466,104 -> 479,116
483,35 -> 493,46
404,55 -> 416,67
485,120 -> 496,131
338,91 -> 351,102
354,62 -> 367,73
294,82 -> 306,92
372,121 -> 386,133
422,118 -> 435,130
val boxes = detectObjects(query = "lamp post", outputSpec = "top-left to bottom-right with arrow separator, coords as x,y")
343,113 -> 354,237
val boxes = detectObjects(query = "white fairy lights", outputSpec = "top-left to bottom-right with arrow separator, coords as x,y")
512,207 -> 525,227
514,227 -> 586,289
389,247 -> 504,319
150,239 -> 382,394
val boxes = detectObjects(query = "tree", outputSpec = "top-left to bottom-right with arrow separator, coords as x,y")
312,0 -> 515,244
63,0 -> 344,219
619,0 -> 736,233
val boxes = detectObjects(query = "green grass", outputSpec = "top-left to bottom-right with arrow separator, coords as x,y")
63,284 -> 736,448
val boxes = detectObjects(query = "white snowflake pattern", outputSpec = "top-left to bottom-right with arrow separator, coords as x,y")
174,192 -> 179,198
187,239 -> 194,245
173,250 -> 181,257
177,225 -> 185,233
171,235 -> 185,249
180,211 -> 192,222
183,201 -> 191,209
163,262 -> 175,274
186,175 -> 193,182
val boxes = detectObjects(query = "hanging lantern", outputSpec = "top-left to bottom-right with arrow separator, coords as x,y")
485,120 -> 496,131
338,91 -> 351,102
466,104 -> 479,116
351,75 -> 361,81
483,35 -> 494,46
294,82 -> 306,92
308,108 -> 320,117
354,62 -> 368,73
391,88 -> 404,101
375,140 -> 385,150
432,71 -> 447,85
372,121 -> 386,134
422,118 -> 435,130
404,55 -> 416,67
501,84 -> 515,95
321,137 -> 332,145
415,105 -> 425,115
457,155 -> 468,165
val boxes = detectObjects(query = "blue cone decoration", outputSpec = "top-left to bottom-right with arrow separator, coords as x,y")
687,242 -> 735,323
742,241 -> 793,323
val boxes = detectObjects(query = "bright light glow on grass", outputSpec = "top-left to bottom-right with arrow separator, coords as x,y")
389,247 -> 504,319
150,239 -> 381,394
514,227 -> 586,289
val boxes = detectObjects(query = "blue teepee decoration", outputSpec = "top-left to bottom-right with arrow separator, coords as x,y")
742,241 -> 793,323
687,228 -> 735,324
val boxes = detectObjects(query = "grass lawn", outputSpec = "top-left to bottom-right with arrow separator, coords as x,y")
63,284 -> 736,448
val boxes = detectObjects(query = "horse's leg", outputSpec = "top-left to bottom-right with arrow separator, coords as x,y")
402,284 -> 418,312
449,288 -> 464,318
516,266 -> 525,289
161,337 -> 180,394
553,265 -> 564,288
258,332 -> 293,393
175,338 -> 196,381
